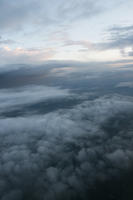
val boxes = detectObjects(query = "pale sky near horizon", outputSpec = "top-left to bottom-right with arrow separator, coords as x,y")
0,0 -> 133,65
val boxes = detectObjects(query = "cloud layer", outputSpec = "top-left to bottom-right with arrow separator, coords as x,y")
0,94 -> 133,199
0,85 -> 70,115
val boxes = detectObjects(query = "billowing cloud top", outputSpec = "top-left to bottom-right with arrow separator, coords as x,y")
0,60 -> 133,199
0,93 -> 133,200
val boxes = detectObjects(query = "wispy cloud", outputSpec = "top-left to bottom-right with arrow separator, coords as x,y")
0,46 -> 56,64
95,24 -> 133,57
63,39 -> 93,50
0,0 -> 125,32
0,36 -> 15,45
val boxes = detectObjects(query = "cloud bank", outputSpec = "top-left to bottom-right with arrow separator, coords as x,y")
0,95 -> 133,199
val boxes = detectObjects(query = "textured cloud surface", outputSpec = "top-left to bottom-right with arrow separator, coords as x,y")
0,0 -> 133,199
0,85 -> 70,113
0,94 -> 133,200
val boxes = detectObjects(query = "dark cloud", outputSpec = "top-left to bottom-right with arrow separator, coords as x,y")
0,60 -> 133,199
0,59 -> 114,74
0,94 -> 133,199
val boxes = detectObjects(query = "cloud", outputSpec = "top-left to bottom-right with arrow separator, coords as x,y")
116,81 -> 133,88
128,48 -> 133,57
95,25 -> 133,57
0,94 -> 133,199
0,0 -> 41,31
0,46 -> 56,65
0,0 -> 125,33
0,37 -> 15,45
63,39 -> 93,51
56,0 -> 103,22
0,59 -> 110,74
0,85 -> 71,114
61,24 -> 133,57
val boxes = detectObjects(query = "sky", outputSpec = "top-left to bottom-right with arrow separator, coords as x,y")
1,1 -> 133,199
0,0 -> 133,65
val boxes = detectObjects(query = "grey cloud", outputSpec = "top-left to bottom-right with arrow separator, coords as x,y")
0,59 -> 114,74
0,94 -> 133,199
56,0 -> 103,22
116,81 -> 133,88
63,24 -> 133,54
98,36 -> 133,50
0,37 -> 15,45
0,0 -> 96,32
109,25 -> 133,32
0,85 -> 71,114
0,0 -> 41,31
0,0 -> 125,32
96,25 -> 133,54
128,49 -> 133,56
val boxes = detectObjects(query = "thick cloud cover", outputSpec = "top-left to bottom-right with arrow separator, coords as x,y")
0,94 -> 133,199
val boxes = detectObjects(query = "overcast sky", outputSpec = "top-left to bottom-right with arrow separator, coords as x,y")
0,0 -> 133,65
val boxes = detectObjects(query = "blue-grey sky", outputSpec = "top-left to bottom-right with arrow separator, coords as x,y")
0,0 -> 133,65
